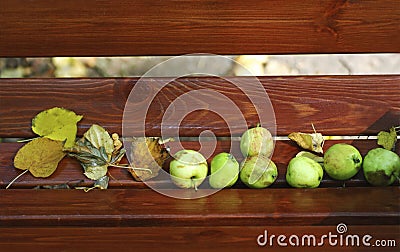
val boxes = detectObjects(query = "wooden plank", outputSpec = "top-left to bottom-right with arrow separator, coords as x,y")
0,76 -> 399,137
0,0 -> 399,56
1,188 -> 398,227
1,139 -> 394,189
0,226 -> 399,252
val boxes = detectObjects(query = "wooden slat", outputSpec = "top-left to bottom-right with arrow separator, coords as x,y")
0,76 -> 399,137
1,226 -> 399,252
0,140 -> 397,189
1,188 -> 398,227
0,0 -> 399,56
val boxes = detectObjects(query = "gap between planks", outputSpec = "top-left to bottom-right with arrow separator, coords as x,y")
1,135 -> 397,143
127,136 -> 397,141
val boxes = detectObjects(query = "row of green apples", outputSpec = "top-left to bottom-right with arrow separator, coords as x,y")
168,126 -> 400,189
287,143 -> 399,188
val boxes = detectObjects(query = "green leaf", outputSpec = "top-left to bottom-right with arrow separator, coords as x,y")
14,138 -> 66,177
94,175 -> 109,189
83,164 -> 108,180
66,138 -> 108,180
83,124 -> 114,159
32,107 -> 83,148
377,127 -> 397,150
65,124 -> 126,181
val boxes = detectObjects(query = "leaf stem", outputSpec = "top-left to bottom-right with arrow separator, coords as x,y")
6,169 -> 29,189
108,164 -> 152,174
17,137 -> 40,143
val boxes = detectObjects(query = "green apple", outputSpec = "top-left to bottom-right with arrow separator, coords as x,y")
209,152 -> 239,188
363,148 -> 400,186
169,150 -> 208,189
240,155 -> 278,188
240,125 -> 273,158
286,156 -> 323,188
324,143 -> 362,180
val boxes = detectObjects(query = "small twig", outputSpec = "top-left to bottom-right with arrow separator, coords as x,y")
6,169 -> 29,189
75,185 -> 99,192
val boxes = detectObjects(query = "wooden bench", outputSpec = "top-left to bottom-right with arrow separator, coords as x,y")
1,1 -> 399,251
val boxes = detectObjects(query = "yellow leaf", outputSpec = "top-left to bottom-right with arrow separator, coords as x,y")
129,137 -> 170,181
14,138 -> 66,178
32,107 -> 83,148
288,125 -> 325,153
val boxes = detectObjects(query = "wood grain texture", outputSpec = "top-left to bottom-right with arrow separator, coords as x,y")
1,0 -> 399,56
1,187 -> 398,227
0,76 -> 399,137
0,226 -> 399,252
1,139 -> 396,189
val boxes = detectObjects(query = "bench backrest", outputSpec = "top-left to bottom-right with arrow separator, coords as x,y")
1,0 -> 399,57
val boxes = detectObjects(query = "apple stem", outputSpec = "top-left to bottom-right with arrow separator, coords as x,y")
192,178 -> 198,191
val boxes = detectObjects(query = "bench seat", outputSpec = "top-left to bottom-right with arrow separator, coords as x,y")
1,76 -> 399,251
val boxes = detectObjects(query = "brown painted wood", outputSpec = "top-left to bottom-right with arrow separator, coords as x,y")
1,1 -> 399,250
1,0 -> 399,57
1,76 -> 399,138
1,139 -> 395,189
1,187 -> 398,227
0,226 -> 399,252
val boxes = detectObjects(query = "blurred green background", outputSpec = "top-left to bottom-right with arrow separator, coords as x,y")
1,54 -> 399,78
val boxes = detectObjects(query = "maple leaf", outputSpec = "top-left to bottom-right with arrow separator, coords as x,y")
128,137 -> 171,181
65,124 -> 125,180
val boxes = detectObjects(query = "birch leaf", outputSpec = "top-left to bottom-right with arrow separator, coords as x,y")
32,107 -> 83,148
14,138 -> 66,177
288,132 -> 324,153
